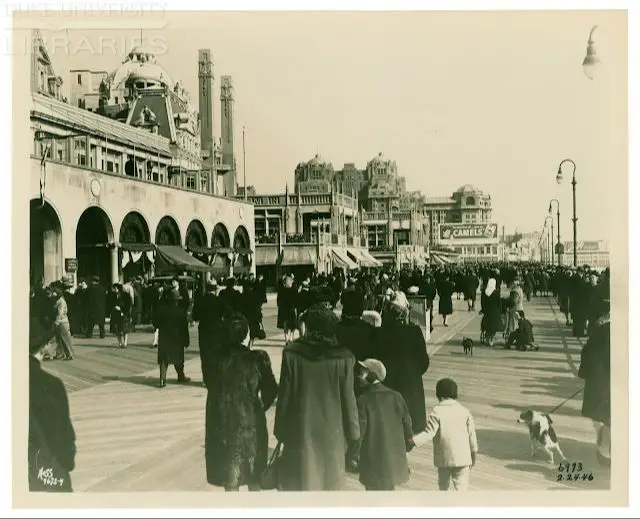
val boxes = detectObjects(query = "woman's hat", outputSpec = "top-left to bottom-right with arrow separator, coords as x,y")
304,304 -> 339,338
358,359 -> 387,382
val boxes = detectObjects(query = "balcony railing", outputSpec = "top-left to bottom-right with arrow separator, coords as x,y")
256,233 -> 278,244
363,212 -> 388,221
30,155 -> 243,203
248,192 -> 358,210
362,210 -> 416,221
254,231 -> 361,247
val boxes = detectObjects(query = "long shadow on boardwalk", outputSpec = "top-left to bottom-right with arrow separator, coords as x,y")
101,374 -> 204,389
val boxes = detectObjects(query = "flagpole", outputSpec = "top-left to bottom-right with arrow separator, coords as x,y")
242,126 -> 247,200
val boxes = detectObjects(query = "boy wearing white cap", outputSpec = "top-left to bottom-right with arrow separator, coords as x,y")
349,358 -> 414,491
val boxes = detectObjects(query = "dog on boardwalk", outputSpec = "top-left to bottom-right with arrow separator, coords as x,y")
462,336 -> 474,356
517,410 -> 567,465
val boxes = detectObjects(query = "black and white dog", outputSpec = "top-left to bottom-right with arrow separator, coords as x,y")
462,336 -> 474,356
517,410 -> 567,465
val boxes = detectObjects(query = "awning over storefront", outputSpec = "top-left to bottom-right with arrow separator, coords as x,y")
360,249 -> 383,268
332,248 -> 358,270
155,245 -> 214,273
347,248 -> 382,268
255,246 -> 279,266
280,246 -> 317,266
119,242 -> 156,252
430,252 -> 457,265
186,244 -> 217,255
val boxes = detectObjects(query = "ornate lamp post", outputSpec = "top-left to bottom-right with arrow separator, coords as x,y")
548,199 -> 561,265
582,25 -> 601,80
556,159 -> 578,267
545,216 -> 554,265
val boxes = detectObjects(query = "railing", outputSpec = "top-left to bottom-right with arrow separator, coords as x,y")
362,211 -> 415,221
363,212 -> 388,221
256,233 -> 278,244
369,245 -> 394,252
285,233 -> 311,244
30,155 -> 246,203
248,192 -> 359,210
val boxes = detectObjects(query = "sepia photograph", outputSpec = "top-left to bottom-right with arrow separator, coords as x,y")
10,4 -> 631,512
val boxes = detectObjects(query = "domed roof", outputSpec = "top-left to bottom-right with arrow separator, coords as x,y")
369,152 -> 387,164
302,154 -> 332,168
456,184 -> 480,193
106,46 -> 174,90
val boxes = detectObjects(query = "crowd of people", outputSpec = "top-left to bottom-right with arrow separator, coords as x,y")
28,259 -> 611,492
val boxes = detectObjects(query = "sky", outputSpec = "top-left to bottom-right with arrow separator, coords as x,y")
31,10 -> 627,242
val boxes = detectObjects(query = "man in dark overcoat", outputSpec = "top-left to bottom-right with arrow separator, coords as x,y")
274,304 -> 360,491
84,275 -> 107,338
154,289 -> 191,388
29,316 -> 76,491
193,280 -> 224,388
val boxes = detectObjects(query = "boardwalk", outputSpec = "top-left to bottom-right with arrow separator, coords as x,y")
41,293 -> 610,492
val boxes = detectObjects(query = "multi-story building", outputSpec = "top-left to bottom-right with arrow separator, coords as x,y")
71,45 -> 237,197
241,184 -> 380,287
502,231 -> 542,262
293,152 -> 428,268
29,30 -> 254,288
434,222 -> 502,263
423,184 -> 493,245
557,241 -> 610,269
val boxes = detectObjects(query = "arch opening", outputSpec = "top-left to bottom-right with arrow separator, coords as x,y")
30,199 -> 63,287
185,219 -> 207,249
211,223 -> 230,248
119,211 -> 151,245
233,225 -> 250,250
76,206 -> 115,285
155,216 -> 181,246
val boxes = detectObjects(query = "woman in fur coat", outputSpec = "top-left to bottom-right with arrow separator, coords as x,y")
204,313 -> 278,491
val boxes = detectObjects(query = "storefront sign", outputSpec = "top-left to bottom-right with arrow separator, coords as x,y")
65,258 -> 78,273
439,223 -> 498,242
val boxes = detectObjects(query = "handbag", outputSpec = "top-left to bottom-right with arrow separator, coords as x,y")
260,442 -> 283,490
28,411 -> 72,492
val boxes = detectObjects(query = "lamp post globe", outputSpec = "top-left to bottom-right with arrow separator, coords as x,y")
583,25 -> 601,80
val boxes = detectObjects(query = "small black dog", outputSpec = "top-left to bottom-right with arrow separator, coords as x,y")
462,336 -> 474,356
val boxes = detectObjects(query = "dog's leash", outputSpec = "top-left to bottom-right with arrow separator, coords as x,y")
546,387 -> 584,415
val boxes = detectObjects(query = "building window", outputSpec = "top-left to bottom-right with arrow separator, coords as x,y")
77,154 -> 86,166
77,74 -> 82,85
106,161 -> 114,172
57,149 -> 63,161
186,176 -> 196,190
115,96 -> 119,104
115,162 -> 119,174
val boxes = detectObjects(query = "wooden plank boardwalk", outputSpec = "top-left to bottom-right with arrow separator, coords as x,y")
41,294 -> 610,492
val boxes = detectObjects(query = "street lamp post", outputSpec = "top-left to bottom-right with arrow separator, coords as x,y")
556,159 -> 578,267
583,25 -> 601,80
545,216 -> 554,265
548,199 -> 561,265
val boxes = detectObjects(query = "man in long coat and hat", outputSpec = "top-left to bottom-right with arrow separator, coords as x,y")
154,289 -> 191,388
84,275 -> 107,339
